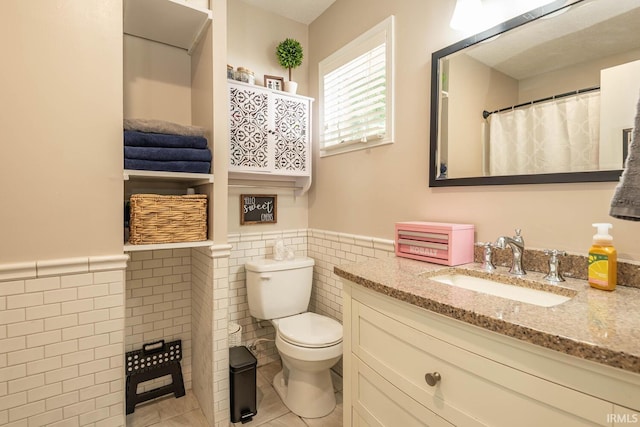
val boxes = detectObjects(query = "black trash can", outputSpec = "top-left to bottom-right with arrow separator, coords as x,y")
229,346 -> 257,423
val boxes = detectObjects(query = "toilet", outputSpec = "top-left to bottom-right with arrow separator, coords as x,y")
245,257 -> 343,418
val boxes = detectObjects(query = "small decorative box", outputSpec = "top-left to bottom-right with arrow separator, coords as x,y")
395,221 -> 475,266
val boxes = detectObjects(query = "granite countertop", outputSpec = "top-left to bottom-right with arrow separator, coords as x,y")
335,257 -> 640,374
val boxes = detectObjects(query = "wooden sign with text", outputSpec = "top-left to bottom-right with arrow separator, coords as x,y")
240,194 -> 277,225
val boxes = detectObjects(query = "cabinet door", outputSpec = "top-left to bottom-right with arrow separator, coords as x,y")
229,85 -> 272,172
271,94 -> 310,175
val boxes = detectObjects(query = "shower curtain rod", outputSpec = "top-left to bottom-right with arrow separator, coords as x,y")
482,86 -> 600,119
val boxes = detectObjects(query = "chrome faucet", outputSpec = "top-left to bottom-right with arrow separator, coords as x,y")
495,229 -> 525,276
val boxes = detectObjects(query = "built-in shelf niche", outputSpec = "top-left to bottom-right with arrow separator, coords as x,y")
123,171 -> 214,252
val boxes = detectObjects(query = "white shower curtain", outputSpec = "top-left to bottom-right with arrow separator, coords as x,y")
488,91 -> 600,176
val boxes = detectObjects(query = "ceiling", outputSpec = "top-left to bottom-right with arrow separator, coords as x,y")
465,0 -> 640,80
237,0 -> 336,25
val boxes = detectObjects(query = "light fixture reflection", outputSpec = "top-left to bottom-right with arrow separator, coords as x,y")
449,0 -> 483,31
450,0 -> 560,31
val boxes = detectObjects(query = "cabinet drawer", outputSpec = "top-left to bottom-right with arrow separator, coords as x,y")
351,356 -> 453,427
352,299 -> 613,427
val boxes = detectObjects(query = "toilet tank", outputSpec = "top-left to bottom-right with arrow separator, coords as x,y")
245,257 -> 314,320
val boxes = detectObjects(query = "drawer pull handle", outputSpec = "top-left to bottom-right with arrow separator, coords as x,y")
425,372 -> 441,386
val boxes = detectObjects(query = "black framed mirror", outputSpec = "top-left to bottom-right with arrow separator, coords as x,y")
429,0 -> 640,187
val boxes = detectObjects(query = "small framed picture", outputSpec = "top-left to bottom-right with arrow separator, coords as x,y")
264,75 -> 285,91
240,194 -> 277,225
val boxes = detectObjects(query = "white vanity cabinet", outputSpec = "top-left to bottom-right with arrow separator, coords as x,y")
342,281 -> 640,427
228,81 -> 313,194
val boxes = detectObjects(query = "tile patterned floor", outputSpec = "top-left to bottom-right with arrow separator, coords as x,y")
126,360 -> 343,427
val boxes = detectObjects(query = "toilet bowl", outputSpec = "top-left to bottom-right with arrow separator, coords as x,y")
245,258 -> 343,418
272,312 -> 343,418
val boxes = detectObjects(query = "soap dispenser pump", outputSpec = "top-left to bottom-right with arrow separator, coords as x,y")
588,223 -> 617,291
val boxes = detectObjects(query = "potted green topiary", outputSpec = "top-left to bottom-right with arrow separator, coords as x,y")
276,38 -> 303,94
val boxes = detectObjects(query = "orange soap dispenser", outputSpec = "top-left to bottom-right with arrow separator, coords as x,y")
588,223 -> 617,291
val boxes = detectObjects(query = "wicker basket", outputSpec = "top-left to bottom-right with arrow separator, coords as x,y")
129,194 -> 207,245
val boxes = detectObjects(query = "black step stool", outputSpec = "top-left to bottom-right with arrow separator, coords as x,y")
125,339 -> 186,414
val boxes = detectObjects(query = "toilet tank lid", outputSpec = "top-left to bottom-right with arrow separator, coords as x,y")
245,257 -> 314,272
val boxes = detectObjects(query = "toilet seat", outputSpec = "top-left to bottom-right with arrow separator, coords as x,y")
277,312 -> 343,348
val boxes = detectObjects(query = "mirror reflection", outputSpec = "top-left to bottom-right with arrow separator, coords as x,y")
431,0 -> 640,186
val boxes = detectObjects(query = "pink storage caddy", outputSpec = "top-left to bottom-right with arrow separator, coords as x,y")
395,221 -> 475,266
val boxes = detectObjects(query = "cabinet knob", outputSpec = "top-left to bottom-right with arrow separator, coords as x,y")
424,372 -> 441,386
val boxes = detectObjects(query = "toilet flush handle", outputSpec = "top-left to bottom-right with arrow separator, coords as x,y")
260,274 -> 272,281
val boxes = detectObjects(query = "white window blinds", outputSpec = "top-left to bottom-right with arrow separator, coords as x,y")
319,16 -> 394,156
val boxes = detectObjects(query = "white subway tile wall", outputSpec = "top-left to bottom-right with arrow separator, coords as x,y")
212,250 -> 232,427
307,229 -> 395,323
191,247 -> 215,425
190,245 -> 232,427
125,249 -> 193,394
0,229 -> 391,427
0,265 -> 126,427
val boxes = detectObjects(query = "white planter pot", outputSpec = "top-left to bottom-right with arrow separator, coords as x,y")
286,81 -> 298,94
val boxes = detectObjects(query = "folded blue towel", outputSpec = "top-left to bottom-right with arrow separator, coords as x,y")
125,146 -> 212,162
124,159 -> 211,174
124,130 -> 208,149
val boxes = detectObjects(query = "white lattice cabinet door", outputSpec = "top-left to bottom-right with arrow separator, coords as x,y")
272,93 -> 310,175
228,81 -> 313,188
229,84 -> 272,172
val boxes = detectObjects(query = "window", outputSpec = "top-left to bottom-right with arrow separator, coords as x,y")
319,16 -> 395,157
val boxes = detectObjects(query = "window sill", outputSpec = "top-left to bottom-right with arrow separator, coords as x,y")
320,139 -> 394,157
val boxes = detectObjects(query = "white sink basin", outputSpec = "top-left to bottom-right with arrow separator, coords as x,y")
428,273 -> 572,307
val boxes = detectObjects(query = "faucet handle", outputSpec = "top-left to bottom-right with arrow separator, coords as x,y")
543,249 -> 566,282
474,242 -> 494,248
476,242 -> 496,272
543,249 -> 567,257
514,228 -> 524,243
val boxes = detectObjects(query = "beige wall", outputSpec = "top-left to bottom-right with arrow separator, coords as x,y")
124,35 -> 192,123
227,187 -> 308,234
308,0 -> 640,261
227,1 -> 309,94
226,1 -> 309,235
1,0 -> 123,263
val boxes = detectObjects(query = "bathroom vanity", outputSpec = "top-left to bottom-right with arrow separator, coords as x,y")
336,258 -> 640,426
